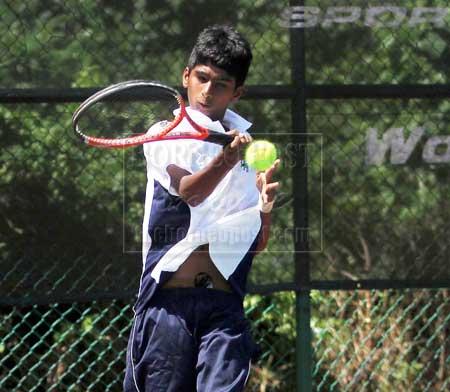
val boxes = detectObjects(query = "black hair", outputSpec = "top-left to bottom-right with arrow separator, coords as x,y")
187,25 -> 253,87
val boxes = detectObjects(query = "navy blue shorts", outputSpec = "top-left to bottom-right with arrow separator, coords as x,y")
123,288 -> 260,392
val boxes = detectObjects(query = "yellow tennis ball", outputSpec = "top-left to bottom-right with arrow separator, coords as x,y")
245,140 -> 277,171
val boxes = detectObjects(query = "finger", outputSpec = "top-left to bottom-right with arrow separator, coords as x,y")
258,173 -> 267,199
243,133 -> 253,143
259,171 -> 267,189
263,182 -> 279,194
264,183 -> 280,202
226,129 -> 239,137
264,159 -> 281,182
230,135 -> 240,148
262,181 -> 280,195
265,182 -> 280,193
269,159 -> 281,173
239,133 -> 252,148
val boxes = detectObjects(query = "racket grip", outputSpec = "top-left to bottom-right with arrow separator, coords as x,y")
205,130 -> 234,146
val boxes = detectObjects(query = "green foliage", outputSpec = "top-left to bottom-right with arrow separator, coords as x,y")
1,1 -> 450,391
311,289 -> 450,391
245,292 -> 296,391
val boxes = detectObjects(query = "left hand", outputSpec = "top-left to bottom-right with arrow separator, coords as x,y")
256,159 -> 281,205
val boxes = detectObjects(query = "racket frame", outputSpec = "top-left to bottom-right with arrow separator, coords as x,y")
72,80 -> 233,148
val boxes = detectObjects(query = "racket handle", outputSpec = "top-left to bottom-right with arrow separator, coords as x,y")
205,130 -> 235,146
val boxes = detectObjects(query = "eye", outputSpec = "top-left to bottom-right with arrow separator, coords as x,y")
215,82 -> 228,89
196,74 -> 208,83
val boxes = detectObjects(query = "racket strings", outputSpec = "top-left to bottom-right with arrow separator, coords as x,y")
73,81 -> 217,148
77,89 -> 178,140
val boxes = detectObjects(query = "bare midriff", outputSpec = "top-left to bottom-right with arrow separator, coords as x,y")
162,244 -> 232,292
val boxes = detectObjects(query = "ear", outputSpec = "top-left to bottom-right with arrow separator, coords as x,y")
231,85 -> 245,102
182,67 -> 190,88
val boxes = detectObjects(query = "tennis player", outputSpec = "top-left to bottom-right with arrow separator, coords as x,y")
124,25 -> 280,392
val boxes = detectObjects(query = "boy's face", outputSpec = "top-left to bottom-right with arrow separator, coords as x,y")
182,62 -> 244,122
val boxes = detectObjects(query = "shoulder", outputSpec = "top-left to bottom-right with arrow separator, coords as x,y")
146,120 -> 170,136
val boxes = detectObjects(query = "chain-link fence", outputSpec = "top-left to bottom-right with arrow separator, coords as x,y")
1,290 -> 448,391
1,1 -> 450,391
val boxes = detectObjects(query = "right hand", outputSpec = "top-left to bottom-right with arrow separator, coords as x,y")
223,130 -> 253,167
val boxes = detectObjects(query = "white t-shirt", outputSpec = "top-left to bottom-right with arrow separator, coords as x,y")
142,107 -> 261,282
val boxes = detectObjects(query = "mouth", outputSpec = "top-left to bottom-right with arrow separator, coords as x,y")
195,101 -> 213,116
198,101 -> 211,109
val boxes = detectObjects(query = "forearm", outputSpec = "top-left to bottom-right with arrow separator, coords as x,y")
167,131 -> 250,206
175,151 -> 235,206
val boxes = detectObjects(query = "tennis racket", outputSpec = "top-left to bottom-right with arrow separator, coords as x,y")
72,80 -> 234,148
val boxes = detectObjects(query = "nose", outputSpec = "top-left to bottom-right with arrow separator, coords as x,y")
202,81 -> 213,98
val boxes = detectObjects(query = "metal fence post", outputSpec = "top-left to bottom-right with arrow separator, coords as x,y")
296,289 -> 312,392
289,1 -> 312,391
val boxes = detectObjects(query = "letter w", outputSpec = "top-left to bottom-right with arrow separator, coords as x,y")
366,127 -> 424,165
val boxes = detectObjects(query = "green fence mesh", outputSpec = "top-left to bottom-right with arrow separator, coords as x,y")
312,289 -> 450,392
1,0 -> 450,391
1,290 -> 448,391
